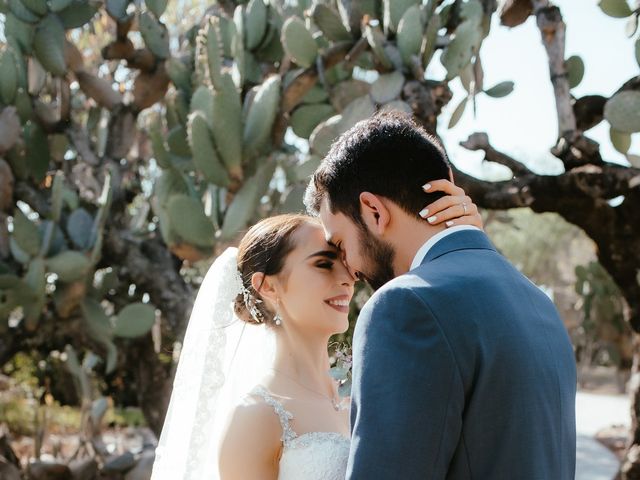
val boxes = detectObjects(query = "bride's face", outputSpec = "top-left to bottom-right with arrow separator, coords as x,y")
272,222 -> 355,335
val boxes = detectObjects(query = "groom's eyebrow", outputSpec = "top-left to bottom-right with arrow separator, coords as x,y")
306,250 -> 339,260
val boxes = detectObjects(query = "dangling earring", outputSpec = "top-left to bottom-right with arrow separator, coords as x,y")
274,299 -> 283,326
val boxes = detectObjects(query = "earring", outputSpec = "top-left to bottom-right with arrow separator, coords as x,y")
274,299 -> 283,326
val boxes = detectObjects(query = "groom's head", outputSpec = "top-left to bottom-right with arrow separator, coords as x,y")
305,111 -> 452,290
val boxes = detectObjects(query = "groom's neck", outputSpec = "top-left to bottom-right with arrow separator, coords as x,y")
390,219 -> 447,276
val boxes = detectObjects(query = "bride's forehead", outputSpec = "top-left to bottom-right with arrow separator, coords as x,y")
290,222 -> 331,251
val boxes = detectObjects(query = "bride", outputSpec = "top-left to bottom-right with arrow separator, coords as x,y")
151,180 -> 482,480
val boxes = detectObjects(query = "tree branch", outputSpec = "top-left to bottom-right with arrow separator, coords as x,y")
532,2 -> 576,138
460,132 -> 532,176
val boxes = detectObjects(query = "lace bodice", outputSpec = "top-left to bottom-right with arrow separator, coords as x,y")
253,386 -> 351,480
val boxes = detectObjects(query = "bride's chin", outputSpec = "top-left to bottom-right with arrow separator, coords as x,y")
332,317 -> 350,335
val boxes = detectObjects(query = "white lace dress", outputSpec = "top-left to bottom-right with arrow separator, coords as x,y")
254,386 -> 351,480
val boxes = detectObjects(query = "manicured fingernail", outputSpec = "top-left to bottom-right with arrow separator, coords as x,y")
422,183 -> 432,191
446,221 -> 454,227
427,215 -> 437,223
419,208 -> 429,218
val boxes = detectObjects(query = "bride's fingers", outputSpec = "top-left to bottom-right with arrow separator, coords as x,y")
423,202 -> 478,225
422,179 -> 466,197
442,211 -> 484,229
419,195 -> 471,220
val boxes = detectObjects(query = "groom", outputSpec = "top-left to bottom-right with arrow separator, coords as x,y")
305,112 -> 576,479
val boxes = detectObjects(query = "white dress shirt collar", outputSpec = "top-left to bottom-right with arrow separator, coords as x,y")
410,225 -> 481,270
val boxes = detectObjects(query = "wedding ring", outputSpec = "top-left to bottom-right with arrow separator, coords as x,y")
462,202 -> 468,215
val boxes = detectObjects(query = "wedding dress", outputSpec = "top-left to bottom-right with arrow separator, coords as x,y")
253,386 -> 350,480
151,248 -> 351,480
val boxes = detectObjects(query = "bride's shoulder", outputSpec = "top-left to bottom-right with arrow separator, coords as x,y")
219,392 -> 283,457
228,392 -> 283,434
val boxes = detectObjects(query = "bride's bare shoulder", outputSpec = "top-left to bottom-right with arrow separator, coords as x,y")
223,394 -> 283,442
218,395 -> 283,476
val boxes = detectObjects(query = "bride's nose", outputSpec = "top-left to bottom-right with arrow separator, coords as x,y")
339,267 -> 356,286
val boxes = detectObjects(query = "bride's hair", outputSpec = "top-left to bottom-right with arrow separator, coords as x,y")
234,214 -> 317,325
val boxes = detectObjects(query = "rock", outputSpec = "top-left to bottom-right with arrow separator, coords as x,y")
124,450 -> 154,480
28,460 -> 72,480
69,457 -> 99,480
0,456 -> 21,480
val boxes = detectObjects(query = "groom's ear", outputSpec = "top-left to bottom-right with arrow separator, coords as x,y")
359,192 -> 390,235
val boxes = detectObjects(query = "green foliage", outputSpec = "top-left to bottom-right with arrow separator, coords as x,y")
33,14 -> 66,75
113,303 -> 157,338
605,90 -> 640,133
566,55 -> 585,89
281,16 -> 318,68
575,261 -> 630,366
484,81 -> 514,98
598,0 -> 633,18
139,11 -> 170,59
0,0 -> 636,438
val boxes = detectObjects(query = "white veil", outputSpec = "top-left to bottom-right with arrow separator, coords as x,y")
151,247 -> 276,480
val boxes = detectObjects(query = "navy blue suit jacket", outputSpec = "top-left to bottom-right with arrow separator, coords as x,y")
346,230 -> 576,479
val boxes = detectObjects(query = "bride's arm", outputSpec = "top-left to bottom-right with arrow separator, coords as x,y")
418,179 -> 483,229
218,402 -> 281,479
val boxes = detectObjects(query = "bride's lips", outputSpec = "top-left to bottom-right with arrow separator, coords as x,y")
324,294 -> 351,314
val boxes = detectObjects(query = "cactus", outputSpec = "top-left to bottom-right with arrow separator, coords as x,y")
598,0 -> 633,18
139,11 -> 170,59
281,16 -> 318,68
9,0 -> 41,23
113,303 -> 157,338
57,1 -> 99,29
371,71 -> 404,104
311,3 -> 351,42
67,208 -> 94,249
245,0 -> 268,51
46,250 -> 92,282
0,48 -> 19,104
604,90 -> 640,133
441,18 -> 483,80
187,111 -> 231,188
211,74 -> 243,180
383,0 -> 419,35
566,55 -> 584,89
167,194 -> 216,248
0,0 -> 529,429
364,22 -> 393,69
33,14 -> 66,75
397,5 -> 422,66
610,127 -> 631,155
12,208 -> 41,257
243,75 -> 281,161
483,81 -> 514,98
220,160 -> 277,240
291,104 -> 336,139
146,0 -> 167,19
204,17 -> 225,90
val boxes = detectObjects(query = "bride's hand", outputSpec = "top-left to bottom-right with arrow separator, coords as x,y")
418,179 -> 483,229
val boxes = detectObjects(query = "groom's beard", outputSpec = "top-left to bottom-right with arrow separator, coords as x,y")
357,227 -> 395,291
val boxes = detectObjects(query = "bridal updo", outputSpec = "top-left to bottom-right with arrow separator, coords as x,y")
234,214 -> 315,325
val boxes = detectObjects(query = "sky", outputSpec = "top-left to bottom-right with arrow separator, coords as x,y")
436,0 -> 639,180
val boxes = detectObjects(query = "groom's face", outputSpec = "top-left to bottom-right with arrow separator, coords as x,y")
319,198 -> 395,291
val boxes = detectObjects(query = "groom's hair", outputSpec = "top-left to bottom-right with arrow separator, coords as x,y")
305,111 -> 451,226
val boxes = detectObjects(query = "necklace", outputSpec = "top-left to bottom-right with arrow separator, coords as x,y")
269,368 -> 343,412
